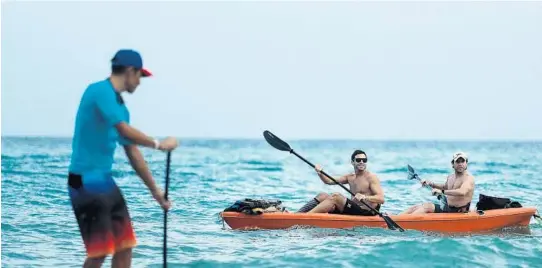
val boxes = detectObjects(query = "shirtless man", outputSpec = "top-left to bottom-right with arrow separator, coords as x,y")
296,150 -> 385,216
401,152 -> 475,214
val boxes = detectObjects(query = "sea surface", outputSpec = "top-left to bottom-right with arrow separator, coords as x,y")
2,136 -> 542,267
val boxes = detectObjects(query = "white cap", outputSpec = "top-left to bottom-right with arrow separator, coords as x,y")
452,152 -> 468,162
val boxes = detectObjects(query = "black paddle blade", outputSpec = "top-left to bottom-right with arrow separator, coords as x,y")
407,165 -> 418,180
382,216 -> 396,231
391,218 -> 405,232
263,130 -> 292,152
407,164 -> 415,174
381,214 -> 404,232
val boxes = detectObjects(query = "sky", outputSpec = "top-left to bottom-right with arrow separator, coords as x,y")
1,1 -> 541,140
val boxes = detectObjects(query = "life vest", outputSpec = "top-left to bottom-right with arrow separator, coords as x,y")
223,198 -> 285,215
475,194 -> 522,211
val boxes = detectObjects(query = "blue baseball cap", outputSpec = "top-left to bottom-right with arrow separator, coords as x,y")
111,49 -> 152,77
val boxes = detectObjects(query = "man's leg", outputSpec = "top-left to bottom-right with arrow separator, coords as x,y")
68,173 -> 116,267
110,184 -> 137,268
297,193 -> 329,213
410,202 -> 437,214
111,248 -> 132,268
83,257 -> 106,268
400,204 -> 422,215
307,193 -> 347,214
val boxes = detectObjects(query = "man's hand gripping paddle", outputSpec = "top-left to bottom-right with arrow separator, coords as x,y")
263,130 -> 404,232
407,164 -> 448,207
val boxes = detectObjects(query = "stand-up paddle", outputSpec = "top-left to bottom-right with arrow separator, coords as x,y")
163,151 -> 171,268
263,130 -> 404,232
407,165 -> 448,206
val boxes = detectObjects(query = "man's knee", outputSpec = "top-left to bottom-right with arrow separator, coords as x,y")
114,247 -> 132,256
422,203 -> 435,213
111,247 -> 133,267
315,192 -> 330,202
330,192 -> 344,203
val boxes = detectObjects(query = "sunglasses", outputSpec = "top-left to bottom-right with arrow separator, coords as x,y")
454,158 -> 466,163
354,158 -> 367,163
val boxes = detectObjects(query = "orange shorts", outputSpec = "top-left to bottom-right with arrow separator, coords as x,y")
67,172 -> 137,258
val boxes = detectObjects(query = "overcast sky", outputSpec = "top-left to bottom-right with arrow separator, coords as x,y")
2,1 -> 541,140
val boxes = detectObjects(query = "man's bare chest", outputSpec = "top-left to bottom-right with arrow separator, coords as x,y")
349,176 -> 371,192
447,176 -> 465,189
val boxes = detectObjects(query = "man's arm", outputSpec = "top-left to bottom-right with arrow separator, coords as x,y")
365,175 -> 385,204
428,176 -> 449,190
442,176 -> 475,197
123,144 -> 160,195
318,172 -> 350,185
116,122 -> 160,149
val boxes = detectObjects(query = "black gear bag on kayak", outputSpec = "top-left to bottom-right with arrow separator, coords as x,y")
223,198 -> 285,215
475,194 -> 523,211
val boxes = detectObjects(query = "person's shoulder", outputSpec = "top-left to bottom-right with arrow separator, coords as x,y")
87,78 -> 112,92
84,79 -> 115,99
78,79 -> 101,100
368,171 -> 381,182
342,173 -> 356,181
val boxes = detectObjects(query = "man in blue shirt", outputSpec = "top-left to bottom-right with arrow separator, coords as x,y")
68,49 -> 178,267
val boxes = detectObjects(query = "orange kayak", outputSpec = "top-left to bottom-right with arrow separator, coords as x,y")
220,207 -> 537,233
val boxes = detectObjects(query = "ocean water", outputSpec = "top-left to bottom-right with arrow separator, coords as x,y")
2,136 -> 542,268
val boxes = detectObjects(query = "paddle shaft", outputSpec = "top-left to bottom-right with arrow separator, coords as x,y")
163,152 -> 171,268
290,150 -> 383,216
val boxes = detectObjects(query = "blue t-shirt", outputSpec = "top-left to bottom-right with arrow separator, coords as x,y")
69,78 -> 132,174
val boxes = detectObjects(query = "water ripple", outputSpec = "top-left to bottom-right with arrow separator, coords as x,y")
2,137 -> 542,267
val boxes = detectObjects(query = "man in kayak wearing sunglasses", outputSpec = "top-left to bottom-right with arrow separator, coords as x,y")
400,152 -> 475,214
296,150 -> 385,216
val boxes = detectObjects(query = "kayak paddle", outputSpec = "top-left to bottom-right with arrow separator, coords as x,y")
263,130 -> 404,232
407,165 -> 448,206
163,151 -> 171,268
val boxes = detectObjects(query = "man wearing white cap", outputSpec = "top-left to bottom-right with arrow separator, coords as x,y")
401,152 -> 475,214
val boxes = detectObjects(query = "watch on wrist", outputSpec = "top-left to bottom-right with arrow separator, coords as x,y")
153,139 -> 160,149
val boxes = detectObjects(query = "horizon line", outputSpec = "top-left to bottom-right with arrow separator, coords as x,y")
2,134 -> 542,143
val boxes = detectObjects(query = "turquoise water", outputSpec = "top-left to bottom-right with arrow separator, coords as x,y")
2,136 -> 542,267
